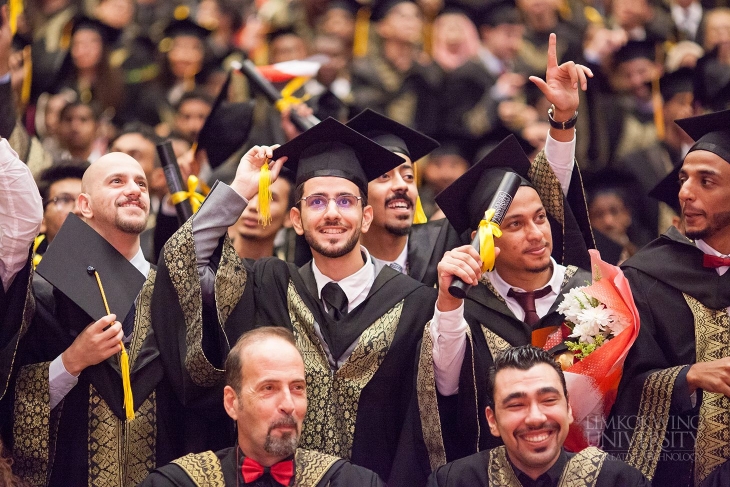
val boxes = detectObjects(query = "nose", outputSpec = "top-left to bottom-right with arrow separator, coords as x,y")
678,178 -> 694,203
391,172 -> 409,192
524,401 -> 547,426
247,194 -> 260,213
279,389 -> 295,415
323,198 -> 340,218
524,220 -> 543,242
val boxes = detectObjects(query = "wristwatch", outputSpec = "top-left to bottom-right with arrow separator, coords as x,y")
547,105 -> 578,130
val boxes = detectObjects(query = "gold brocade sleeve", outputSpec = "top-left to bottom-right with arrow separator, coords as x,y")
294,449 -> 341,486
171,451 -> 225,487
528,149 -> 564,227
7,121 -> 52,178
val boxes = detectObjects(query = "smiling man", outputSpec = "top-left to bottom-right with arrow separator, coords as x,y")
139,327 -> 384,486
427,346 -> 648,486
153,117 -> 437,485
606,109 -> 730,486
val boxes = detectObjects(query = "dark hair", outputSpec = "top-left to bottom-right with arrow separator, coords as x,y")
110,122 -> 162,168
486,346 -> 568,409
59,100 -> 102,122
293,181 -> 368,209
37,162 -> 89,203
175,89 -> 214,112
224,327 -> 300,396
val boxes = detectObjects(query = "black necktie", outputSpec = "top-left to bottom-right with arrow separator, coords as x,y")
507,287 -> 551,327
321,282 -> 348,321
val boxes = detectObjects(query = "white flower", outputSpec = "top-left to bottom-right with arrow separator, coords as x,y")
557,287 -> 592,323
606,314 -> 630,335
570,322 -> 599,343
577,306 -> 614,331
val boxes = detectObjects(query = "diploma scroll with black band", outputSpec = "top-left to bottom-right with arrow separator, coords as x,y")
157,140 -> 193,225
448,172 -> 522,299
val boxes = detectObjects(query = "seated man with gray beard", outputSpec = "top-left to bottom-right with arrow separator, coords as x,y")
139,327 -> 384,486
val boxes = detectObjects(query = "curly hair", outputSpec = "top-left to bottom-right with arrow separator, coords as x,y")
0,438 -> 28,487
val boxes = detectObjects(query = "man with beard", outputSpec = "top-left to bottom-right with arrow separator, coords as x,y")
347,109 -> 463,287
139,327 -> 384,486
427,346 -> 649,486
605,109 -> 730,486
6,151 -> 232,486
152,117 -> 437,485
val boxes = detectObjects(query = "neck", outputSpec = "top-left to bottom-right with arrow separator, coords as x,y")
509,448 -> 562,480
68,146 -> 92,160
527,12 -> 557,32
383,40 -> 416,72
232,235 -> 276,261
238,444 -> 289,468
496,264 -> 553,292
77,68 -> 97,84
360,226 -> 407,262
312,246 -> 365,282
702,228 -> 730,255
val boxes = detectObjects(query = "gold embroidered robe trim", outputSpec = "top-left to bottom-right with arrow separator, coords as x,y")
287,281 -> 400,459
0,260 -> 35,401
684,293 -> 730,486
294,449 -> 341,486
488,446 -> 607,487
163,219 -> 225,387
215,238 -> 247,329
171,451 -> 225,487
12,362 -> 54,486
625,365 -> 684,480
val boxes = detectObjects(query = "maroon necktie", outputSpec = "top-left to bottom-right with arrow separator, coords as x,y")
507,287 -> 552,326
241,457 -> 294,485
703,254 -> 730,268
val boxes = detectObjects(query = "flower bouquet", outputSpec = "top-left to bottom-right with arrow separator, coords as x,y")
553,249 -> 640,451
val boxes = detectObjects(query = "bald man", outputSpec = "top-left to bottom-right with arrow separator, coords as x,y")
5,151 -> 231,486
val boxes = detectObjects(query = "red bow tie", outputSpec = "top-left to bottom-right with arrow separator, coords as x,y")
241,457 -> 294,485
703,254 -> 730,268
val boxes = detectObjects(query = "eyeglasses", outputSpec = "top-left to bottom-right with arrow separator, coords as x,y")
44,194 -> 76,210
299,194 -> 362,212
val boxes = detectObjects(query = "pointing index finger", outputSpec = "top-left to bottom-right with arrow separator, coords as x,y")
547,33 -> 558,70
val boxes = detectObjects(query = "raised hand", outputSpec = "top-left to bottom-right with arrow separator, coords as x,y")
230,145 -> 288,201
436,245 -> 489,312
528,33 -> 593,120
62,315 -> 123,376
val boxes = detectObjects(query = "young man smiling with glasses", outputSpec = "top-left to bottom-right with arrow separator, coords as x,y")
153,117 -> 438,486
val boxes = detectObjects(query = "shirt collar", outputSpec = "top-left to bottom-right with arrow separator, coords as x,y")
487,257 -> 564,296
510,448 -> 568,487
478,46 -> 505,76
371,236 -> 409,275
695,239 -> 730,275
311,246 -> 375,305
129,247 -> 151,277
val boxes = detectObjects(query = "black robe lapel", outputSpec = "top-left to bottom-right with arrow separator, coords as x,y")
466,283 -> 532,344
622,227 -> 730,309
407,222 -> 443,283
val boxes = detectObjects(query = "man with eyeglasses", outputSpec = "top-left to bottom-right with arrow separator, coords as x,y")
36,162 -> 89,253
152,117 -> 438,486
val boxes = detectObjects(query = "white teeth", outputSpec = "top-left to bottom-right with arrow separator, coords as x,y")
524,433 -> 550,442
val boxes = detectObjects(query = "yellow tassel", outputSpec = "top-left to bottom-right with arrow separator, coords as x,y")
21,45 -> 32,106
353,7 -> 371,58
413,196 -> 427,224
8,0 -> 23,35
478,209 -> 502,273
274,76 -> 311,113
91,269 -> 134,420
32,234 -> 45,269
258,159 -> 273,226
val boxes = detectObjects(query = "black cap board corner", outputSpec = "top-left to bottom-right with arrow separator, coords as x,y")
675,109 -> 730,163
271,117 -> 404,196
436,134 -> 532,234
648,165 -> 681,214
36,213 -> 146,323
346,108 -> 440,162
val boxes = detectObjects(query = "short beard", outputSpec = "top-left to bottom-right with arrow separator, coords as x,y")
263,416 -> 299,457
115,214 -> 147,235
305,226 -> 361,258
385,222 -> 412,237
685,210 -> 730,241
526,261 -> 552,274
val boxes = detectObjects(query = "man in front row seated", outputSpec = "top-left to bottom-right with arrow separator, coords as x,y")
140,327 -> 384,486
428,346 -> 649,487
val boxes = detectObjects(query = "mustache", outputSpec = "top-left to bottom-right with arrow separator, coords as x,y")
268,415 -> 298,433
118,196 -> 147,210
385,191 -> 414,208
513,420 -> 560,437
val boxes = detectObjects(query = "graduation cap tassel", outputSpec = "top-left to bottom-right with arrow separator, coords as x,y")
353,7 -> 371,58
258,158 -> 273,227
412,162 -> 427,224
89,267 -> 135,420
32,234 -> 45,269
8,0 -> 23,35
477,209 -> 502,273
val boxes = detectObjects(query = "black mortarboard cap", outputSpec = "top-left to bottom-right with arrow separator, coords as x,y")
271,117 -> 404,196
196,71 -> 255,169
675,109 -> 730,164
163,17 -> 212,40
372,0 -> 418,22
266,26 -> 303,44
325,0 -> 360,16
436,134 -> 532,234
478,0 -> 522,27
346,108 -> 440,162
72,15 -> 122,45
36,213 -> 146,323
648,165 -> 681,214
693,48 -> 730,111
659,67 -> 694,101
613,40 -> 656,65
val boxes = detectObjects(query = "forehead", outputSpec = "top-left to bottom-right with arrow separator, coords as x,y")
112,133 -> 155,152
62,105 -> 94,119
178,99 -> 211,113
494,363 -> 564,398
50,177 -> 83,195
681,150 -> 730,174
94,154 -> 147,178
303,176 -> 361,195
240,338 -> 305,383
504,186 -> 543,216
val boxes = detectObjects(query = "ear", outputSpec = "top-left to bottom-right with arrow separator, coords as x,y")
77,193 -> 93,219
486,406 -> 501,438
470,229 -> 476,240
360,204 -> 374,233
223,385 -> 239,420
567,402 -> 574,425
290,207 -> 304,235
40,217 -> 47,235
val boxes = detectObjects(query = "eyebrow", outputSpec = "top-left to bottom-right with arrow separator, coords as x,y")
501,387 -> 561,405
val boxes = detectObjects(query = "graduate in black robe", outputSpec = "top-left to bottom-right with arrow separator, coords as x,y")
605,109 -> 730,486
152,118 -> 437,485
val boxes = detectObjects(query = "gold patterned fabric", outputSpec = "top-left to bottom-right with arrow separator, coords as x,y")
0,261 -> 35,401
625,365 -> 684,480
215,238 -> 247,328
481,327 -> 512,359
684,294 -> 730,485
529,150 -> 565,230
163,219 -> 225,387
294,449 -> 341,486
88,385 -> 157,487
12,362 -> 53,486
287,281 -> 400,458
129,270 -> 156,362
488,446 -> 606,487
171,451 -> 225,487
417,325 -> 448,470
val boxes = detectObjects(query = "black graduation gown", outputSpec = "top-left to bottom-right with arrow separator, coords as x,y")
605,227 -> 730,486
139,447 -> 385,486
407,218 -> 464,287
427,447 -> 650,486
152,219 -> 437,485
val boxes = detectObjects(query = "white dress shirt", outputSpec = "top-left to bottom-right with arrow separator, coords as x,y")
0,138 -> 44,292
431,131 -> 576,396
672,2 -> 703,41
371,238 -> 409,276
312,246 -> 376,313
